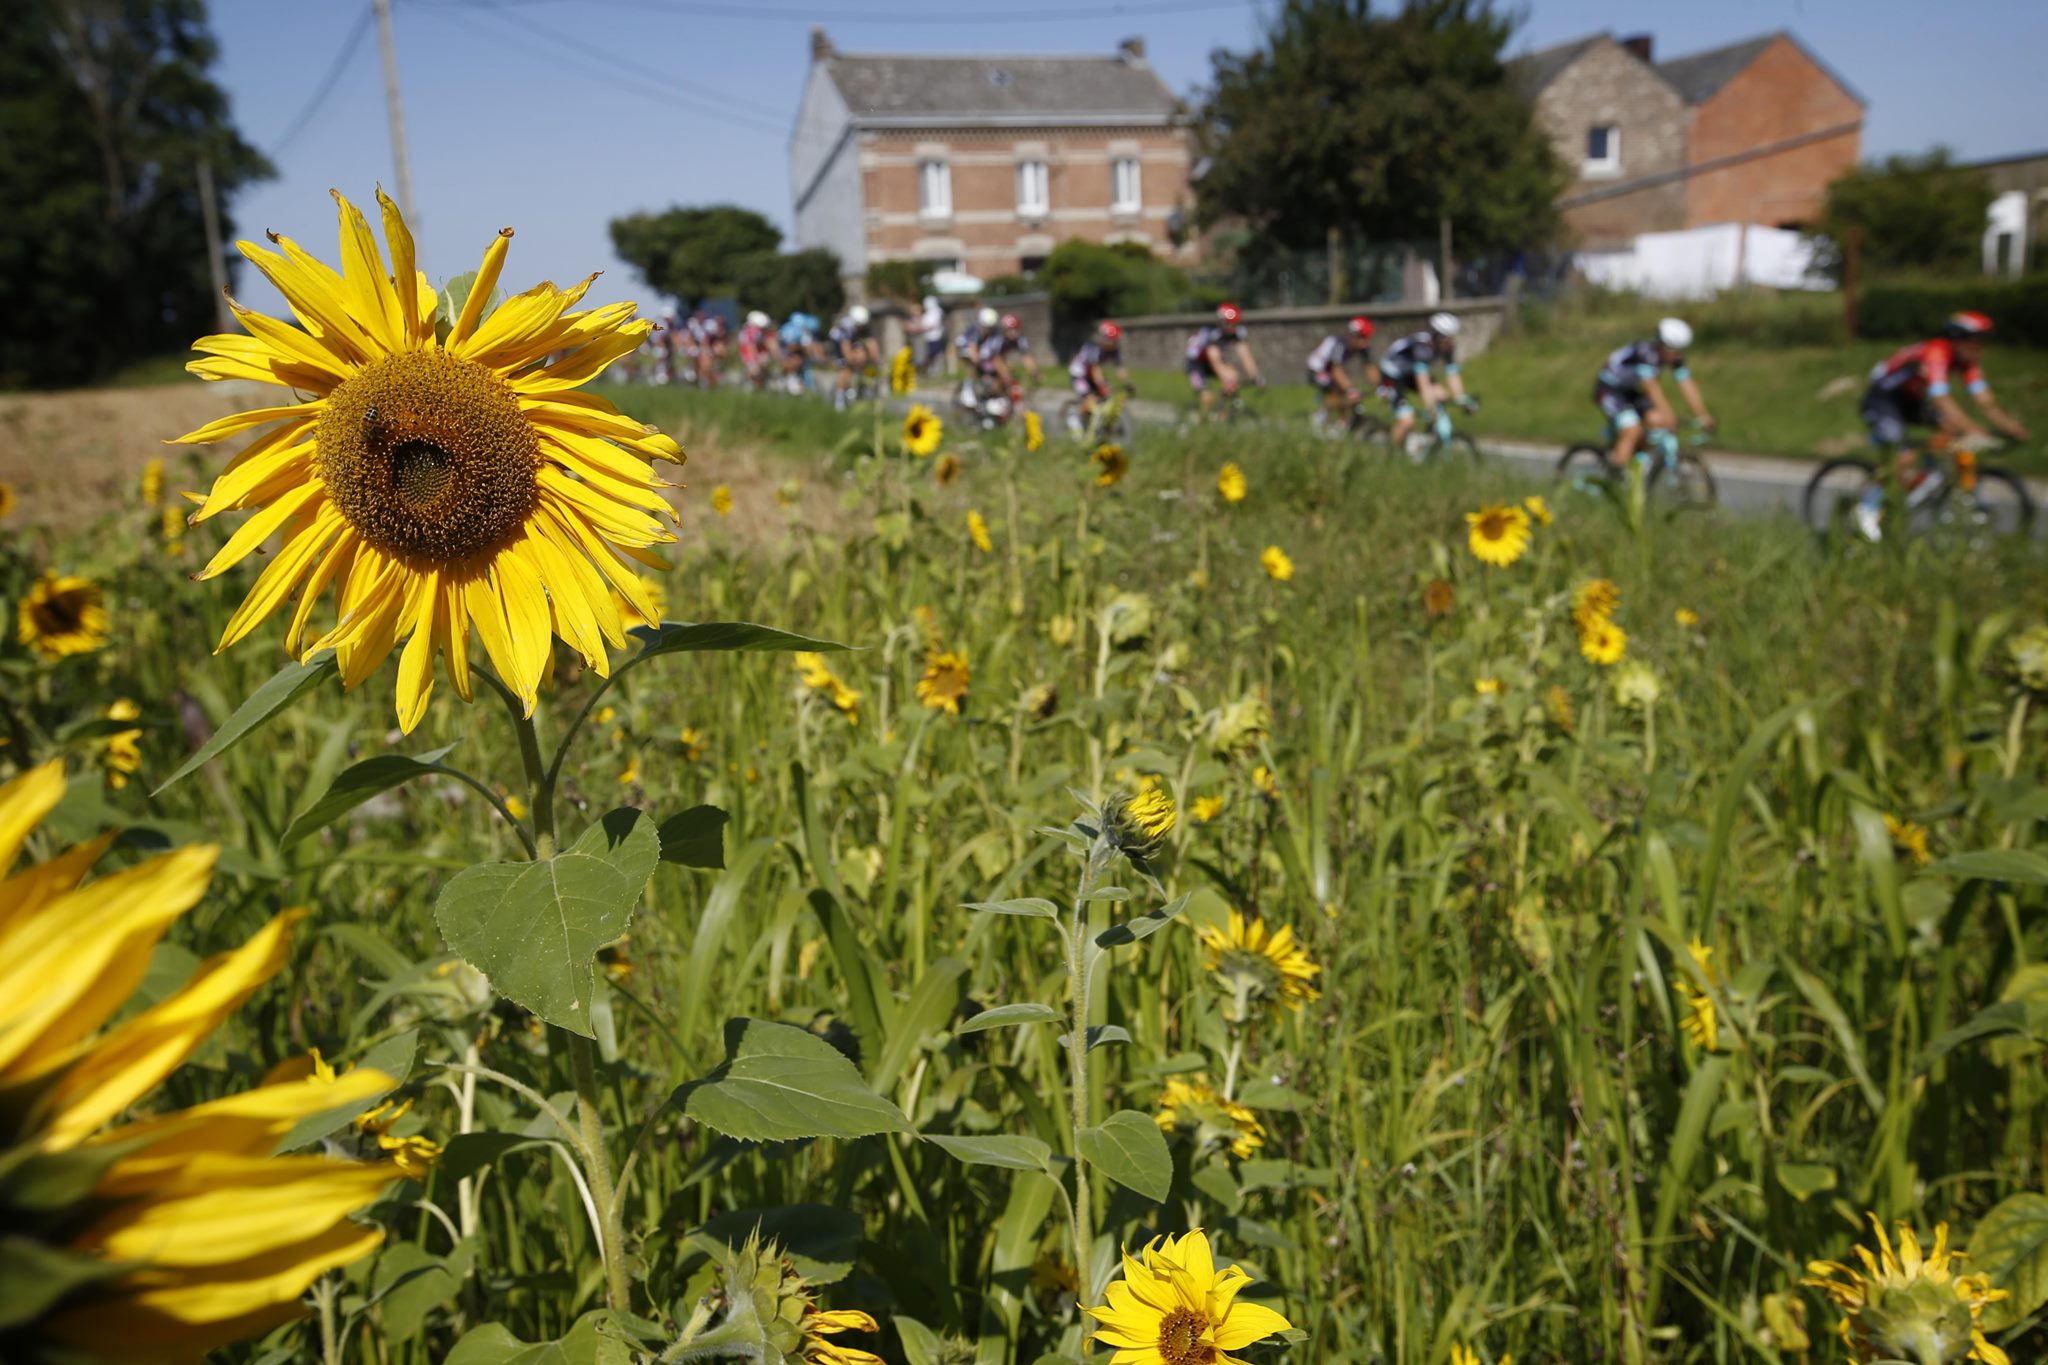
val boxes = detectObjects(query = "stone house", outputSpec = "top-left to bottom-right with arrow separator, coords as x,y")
789,30 -> 1195,295
1511,31 -> 1865,250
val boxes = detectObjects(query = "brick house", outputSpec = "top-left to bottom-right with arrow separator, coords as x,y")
1512,31 -> 1864,250
789,30 -> 1194,294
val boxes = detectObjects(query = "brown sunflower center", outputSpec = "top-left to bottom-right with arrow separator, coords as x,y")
1157,1307 -> 1215,1365
317,349 -> 541,564
34,593 -> 85,636
1478,510 -> 1510,539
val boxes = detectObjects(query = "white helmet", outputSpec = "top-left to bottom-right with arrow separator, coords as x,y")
746,310 -> 769,328
848,304 -> 870,326
1657,317 -> 1694,350
1428,312 -> 1460,338
977,306 -> 1000,328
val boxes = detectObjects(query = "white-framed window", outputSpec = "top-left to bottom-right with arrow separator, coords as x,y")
919,160 -> 952,216
1111,157 -> 1142,213
1016,159 -> 1049,216
1584,125 -> 1620,176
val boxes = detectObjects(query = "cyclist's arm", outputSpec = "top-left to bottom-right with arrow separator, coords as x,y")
1415,369 -> 1445,409
1442,362 -> 1468,403
1676,374 -> 1712,427
991,356 -> 1015,388
1024,353 -> 1042,381
1205,345 -> 1237,387
1640,375 -> 1676,425
1975,387 -> 2030,441
1239,342 -> 1263,384
1114,363 -> 1132,389
1931,390 -> 1990,439
1332,361 -> 1357,400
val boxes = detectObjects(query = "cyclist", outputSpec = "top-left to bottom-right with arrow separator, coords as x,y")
778,311 -> 821,393
1068,320 -> 1132,429
976,312 -> 1041,420
954,305 -> 998,404
1379,313 -> 1472,447
738,310 -> 776,390
1185,302 -> 1263,419
911,294 -> 947,375
829,305 -> 880,410
1595,317 -> 1713,470
1307,316 -> 1377,428
697,310 -> 728,387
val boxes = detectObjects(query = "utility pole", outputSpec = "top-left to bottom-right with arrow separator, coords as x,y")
196,154 -> 231,333
1438,215 -> 1455,302
372,0 -> 417,221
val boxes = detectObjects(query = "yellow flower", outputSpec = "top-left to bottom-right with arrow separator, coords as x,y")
1675,607 -> 1700,628
1024,409 -> 1044,452
1474,677 -> 1501,697
1450,1345 -> 1513,1365
1192,795 -> 1226,823
1572,579 -> 1621,632
775,477 -> 800,509
1217,462 -> 1247,503
18,570 -> 109,661
1465,503 -> 1531,566
889,345 -> 916,395
102,698 -> 143,789
503,792 -> 530,820
934,452 -> 961,486
161,502 -> 188,547
352,1095 -> 443,1180
903,404 -> 943,457
1886,814 -> 1932,867
619,755 -> 640,786
1260,545 -> 1294,582
0,764 -> 401,1359
1033,1251 -> 1081,1298
1422,577 -> 1455,619
0,481 -> 16,519
1085,1229 -> 1294,1365
1156,1076 -> 1266,1159
1107,787 -> 1177,852
679,726 -> 707,762
915,648 -> 971,716
795,652 -> 860,726
1092,442 -> 1128,487
616,578 -> 669,632
171,189 -> 683,734
1579,617 -> 1627,666
967,509 -> 992,553
1545,685 -> 1577,735
141,456 -> 166,508
1198,908 -> 1321,1017
805,1305 -> 887,1365
1672,937 -> 1721,1052
1522,492 -> 1552,526
711,483 -> 734,518
1020,680 -> 1059,720
1805,1215 -> 2010,1365
1251,765 -> 1279,800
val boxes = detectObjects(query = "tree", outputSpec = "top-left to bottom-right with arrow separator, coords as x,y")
1192,0 -> 1562,278
1808,150 -> 1993,282
865,260 -> 933,304
0,0 -> 271,389
729,247 -> 843,321
1039,240 -> 1192,323
608,205 -> 782,306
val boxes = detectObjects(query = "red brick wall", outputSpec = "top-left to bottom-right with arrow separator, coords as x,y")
1683,37 -> 1862,228
859,126 -> 1194,279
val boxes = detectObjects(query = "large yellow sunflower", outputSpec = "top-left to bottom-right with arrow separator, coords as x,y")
0,763 -> 402,1360
1805,1215 -> 2009,1365
1465,504 -> 1531,567
1086,1229 -> 1293,1365
172,189 -> 684,733
17,569 -> 109,661
1198,908 -> 1321,1016
902,405 -> 943,457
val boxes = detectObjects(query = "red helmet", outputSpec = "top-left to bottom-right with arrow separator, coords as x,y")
1217,302 -> 1243,325
1944,310 -> 1993,339
1347,316 -> 1374,340
1000,313 -> 1021,331
1099,320 -> 1123,341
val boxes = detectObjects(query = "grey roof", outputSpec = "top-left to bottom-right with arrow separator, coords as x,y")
1654,33 -> 1781,104
1507,34 -> 1605,99
821,52 -> 1178,122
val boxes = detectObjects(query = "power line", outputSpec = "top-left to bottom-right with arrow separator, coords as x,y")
268,5 -> 375,158
416,0 -> 1255,26
476,2 -> 792,123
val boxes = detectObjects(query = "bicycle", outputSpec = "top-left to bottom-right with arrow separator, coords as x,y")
1556,420 -> 1718,506
1309,397 -> 1387,445
1060,387 -> 1135,445
1387,398 -> 1482,464
1802,433 -> 2034,543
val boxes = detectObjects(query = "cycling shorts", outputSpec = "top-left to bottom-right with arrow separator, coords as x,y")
1861,388 -> 1933,448
1184,357 -> 1216,391
1594,380 -> 1651,430
1072,374 -> 1108,399
1308,367 -> 1342,392
1376,368 -> 1420,416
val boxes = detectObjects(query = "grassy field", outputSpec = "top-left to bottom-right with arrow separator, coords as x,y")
8,376 -> 2048,1364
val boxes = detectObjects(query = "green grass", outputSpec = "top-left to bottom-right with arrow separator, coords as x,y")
10,384 -> 2048,1363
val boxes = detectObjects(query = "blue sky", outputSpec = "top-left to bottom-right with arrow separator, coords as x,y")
211,0 -> 2048,316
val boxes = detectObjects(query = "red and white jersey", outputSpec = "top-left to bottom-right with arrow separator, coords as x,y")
1868,337 -> 1987,401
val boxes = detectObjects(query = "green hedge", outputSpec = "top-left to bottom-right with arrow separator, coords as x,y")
1860,275 -> 2048,346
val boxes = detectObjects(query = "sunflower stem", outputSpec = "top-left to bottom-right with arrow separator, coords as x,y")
565,1028 -> 631,1312
1066,840 -> 1108,1312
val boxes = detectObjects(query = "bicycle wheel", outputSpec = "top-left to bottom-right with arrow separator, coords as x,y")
1802,457 -> 1879,537
1650,453 -> 1718,506
1346,410 -> 1388,445
1921,468 -> 2035,541
1428,433 -> 1482,463
1555,445 -> 1613,492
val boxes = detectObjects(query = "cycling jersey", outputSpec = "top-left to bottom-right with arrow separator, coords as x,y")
829,321 -> 874,368
1867,338 -> 1987,403
977,332 -> 1030,374
1597,340 -> 1689,394
738,323 -> 770,365
1185,324 -> 1245,369
778,315 -> 818,348
1377,331 -> 1457,385
1306,334 -> 1350,376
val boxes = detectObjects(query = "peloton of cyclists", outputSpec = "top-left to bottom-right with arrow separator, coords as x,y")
1378,312 -> 1473,448
1185,302 -> 1264,419
1855,309 -> 2029,534
828,305 -> 880,410
1068,320 -> 1133,428
1594,317 -> 1714,469
1306,316 -> 1377,428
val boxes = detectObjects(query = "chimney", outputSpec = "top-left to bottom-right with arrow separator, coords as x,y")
810,27 -> 834,62
1620,33 -> 1653,63
1117,36 -> 1147,63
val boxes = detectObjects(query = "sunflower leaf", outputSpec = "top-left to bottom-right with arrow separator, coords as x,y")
655,804 -> 728,869
670,1018 -> 909,1142
923,1133 -> 1057,1173
1095,893 -> 1191,948
626,621 -> 853,662
956,1003 -> 1062,1034
279,744 -> 458,850
434,808 -> 659,1038
1972,1191 -> 2048,1329
153,651 -> 339,796
444,1310 -> 632,1365
1077,1109 -> 1172,1203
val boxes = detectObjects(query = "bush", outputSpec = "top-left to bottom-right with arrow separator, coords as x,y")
1518,285 -> 1844,348
1859,275 -> 2048,346
865,260 -> 931,304
1808,151 -> 1993,282
1040,240 -> 1193,326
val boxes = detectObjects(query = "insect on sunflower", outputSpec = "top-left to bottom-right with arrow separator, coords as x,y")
172,189 -> 684,733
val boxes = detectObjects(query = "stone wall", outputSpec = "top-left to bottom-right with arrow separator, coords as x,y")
1533,38 -> 1689,249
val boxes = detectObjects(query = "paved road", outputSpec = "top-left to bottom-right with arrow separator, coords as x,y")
911,384 -> 2047,529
